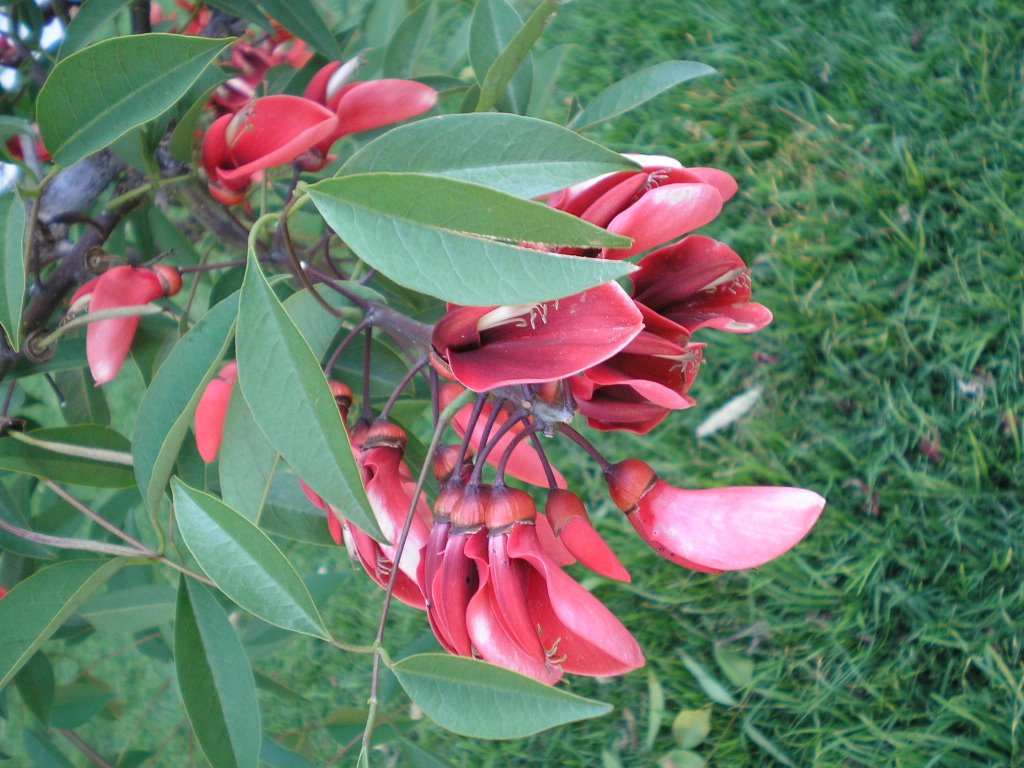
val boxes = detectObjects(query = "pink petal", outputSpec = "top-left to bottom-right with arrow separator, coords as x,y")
605,183 -> 724,258
487,533 -> 544,656
559,517 -> 630,582
630,481 -> 825,572
86,267 -> 165,385
687,167 -> 738,202
194,360 -> 239,463
334,80 -> 438,137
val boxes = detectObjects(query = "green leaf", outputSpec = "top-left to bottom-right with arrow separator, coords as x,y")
383,2 -> 437,78
569,61 -> 718,132
470,0 -> 532,113
339,113 -> 638,199
672,709 -> 711,749
236,250 -> 380,539
0,190 -> 26,350
475,0 -> 559,113
14,652 -> 55,725
37,34 -> 233,166
56,0 -> 130,60
306,173 -> 634,305
169,70 -> 227,163
259,736 -> 317,768
0,481 -> 54,559
659,750 -> 706,768
132,293 -> 238,513
527,43 -> 572,119
50,681 -> 115,728
0,425 -> 134,488
207,0 -> 273,34
175,577 -> 261,768
741,717 -> 796,767
54,369 -> 110,424
171,479 -> 330,639
712,646 -> 754,689
678,651 -> 738,707
219,390 -> 278,523
257,472 -> 335,547
80,583 -> 176,633
391,654 -> 612,738
0,558 -> 126,688
22,729 -> 75,768
256,0 -> 341,59
645,669 -> 665,750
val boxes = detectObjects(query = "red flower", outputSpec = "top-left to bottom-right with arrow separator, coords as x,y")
630,235 -> 773,335
70,265 -> 182,385
548,153 -> 736,258
422,485 -> 644,683
194,361 -> 239,463
431,282 -> 643,392
605,459 -> 825,573
0,586 -> 7,599
201,95 -> 339,205
303,61 -> 438,157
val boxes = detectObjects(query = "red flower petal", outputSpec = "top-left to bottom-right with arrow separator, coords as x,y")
507,525 -> 644,677
629,481 -> 825,572
435,282 -> 643,391
631,236 -> 773,334
86,267 -> 165,385
604,182 -> 724,258
194,360 -> 239,463
334,79 -> 437,136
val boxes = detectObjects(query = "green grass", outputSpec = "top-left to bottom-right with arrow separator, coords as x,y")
5,1 -> 1022,765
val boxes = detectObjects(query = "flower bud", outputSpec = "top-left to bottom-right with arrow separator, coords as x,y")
544,490 -> 629,582
604,458 -> 657,512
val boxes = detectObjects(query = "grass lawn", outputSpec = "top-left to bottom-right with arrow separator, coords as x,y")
4,1 -> 1021,766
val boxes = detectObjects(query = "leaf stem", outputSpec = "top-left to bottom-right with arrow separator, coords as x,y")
37,304 -> 169,349
8,430 -> 134,465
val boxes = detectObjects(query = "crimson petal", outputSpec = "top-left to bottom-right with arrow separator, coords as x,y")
194,361 -> 238,463
436,282 -> 643,391
604,182 -> 724,258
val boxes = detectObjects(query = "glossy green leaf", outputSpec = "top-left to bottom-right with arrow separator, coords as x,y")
80,584 -> 176,633
527,43 -> 572,119
0,190 -> 26,350
0,558 -> 126,688
219,390 -> 278,523
281,283 -> 382,360
37,34 -> 233,166
391,654 -> 612,738
569,60 -> 717,132
678,651 -> 738,707
672,709 -> 711,749
470,0 -> 532,113
54,369 -> 110,424
171,479 -> 330,639
14,652 -> 55,725
236,250 -> 380,539
168,69 -> 227,163
307,173 -> 633,305
175,578 -> 261,768
0,481 -> 53,559
340,113 -> 638,198
256,0 -> 341,59
0,425 -> 134,488
133,293 -> 238,513
476,0 -> 559,113
56,0 -> 130,60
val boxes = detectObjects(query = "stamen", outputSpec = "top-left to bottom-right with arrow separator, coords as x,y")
699,267 -> 748,294
476,300 -> 559,333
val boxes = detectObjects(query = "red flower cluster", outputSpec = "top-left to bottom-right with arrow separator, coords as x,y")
202,56 -> 437,205
191,150 -> 824,685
